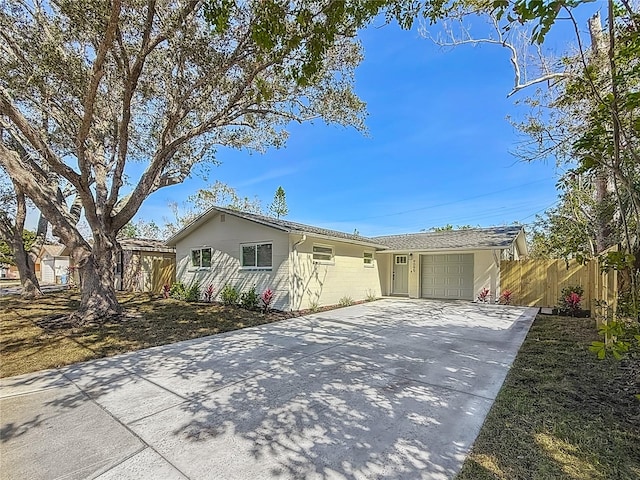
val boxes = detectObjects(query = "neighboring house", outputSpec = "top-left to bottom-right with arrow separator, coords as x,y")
37,244 -> 70,284
1,263 -> 20,280
167,207 -> 527,310
116,238 -> 176,293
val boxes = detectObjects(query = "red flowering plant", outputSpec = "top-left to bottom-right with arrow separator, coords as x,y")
204,284 -> 215,302
261,288 -> 274,313
477,288 -> 490,303
162,283 -> 171,299
499,289 -> 513,305
559,285 -> 584,316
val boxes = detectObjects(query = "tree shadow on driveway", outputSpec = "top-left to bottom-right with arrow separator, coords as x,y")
1,300 -> 536,479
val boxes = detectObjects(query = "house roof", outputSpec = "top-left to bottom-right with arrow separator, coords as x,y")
40,244 -> 66,257
119,238 -> 176,253
372,226 -> 524,251
166,206 -> 388,249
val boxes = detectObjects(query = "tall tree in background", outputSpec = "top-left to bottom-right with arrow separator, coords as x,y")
0,0 -> 413,322
492,0 -> 640,317
0,169 -> 47,297
268,186 -> 288,219
161,180 -> 263,238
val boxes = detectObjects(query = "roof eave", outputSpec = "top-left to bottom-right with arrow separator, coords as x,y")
290,230 -> 387,249
377,245 -> 513,253
165,207 -> 292,246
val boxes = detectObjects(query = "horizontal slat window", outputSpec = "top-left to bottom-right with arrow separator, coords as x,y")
313,244 -> 334,263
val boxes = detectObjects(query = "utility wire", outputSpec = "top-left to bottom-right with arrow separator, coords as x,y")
338,176 -> 556,222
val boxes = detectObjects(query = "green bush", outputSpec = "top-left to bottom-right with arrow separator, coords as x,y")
240,286 -> 259,310
184,282 -> 201,302
338,296 -> 353,307
169,281 -> 187,300
220,284 -> 240,305
308,300 -> 319,312
169,281 -> 200,302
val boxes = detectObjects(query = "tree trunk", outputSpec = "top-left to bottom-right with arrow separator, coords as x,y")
13,242 -> 42,298
73,242 -> 122,324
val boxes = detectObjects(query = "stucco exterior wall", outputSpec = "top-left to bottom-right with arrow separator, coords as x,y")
289,234 -> 381,310
377,249 -> 502,300
377,254 -> 392,296
175,212 -> 290,309
41,256 -> 69,284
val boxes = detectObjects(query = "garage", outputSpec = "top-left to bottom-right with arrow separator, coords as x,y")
421,253 -> 474,300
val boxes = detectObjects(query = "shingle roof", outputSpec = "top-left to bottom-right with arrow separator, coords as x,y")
40,244 -> 66,257
372,226 -> 523,251
119,238 -> 176,253
166,206 -> 387,248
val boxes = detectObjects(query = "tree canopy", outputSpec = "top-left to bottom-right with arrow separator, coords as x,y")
1,0 -> 412,320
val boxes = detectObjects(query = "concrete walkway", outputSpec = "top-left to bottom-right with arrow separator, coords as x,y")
1,299 -> 538,480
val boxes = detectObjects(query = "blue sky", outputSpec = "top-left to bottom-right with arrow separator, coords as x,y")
133,8 -> 600,237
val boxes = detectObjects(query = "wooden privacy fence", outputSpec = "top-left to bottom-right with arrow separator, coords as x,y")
500,258 -> 617,310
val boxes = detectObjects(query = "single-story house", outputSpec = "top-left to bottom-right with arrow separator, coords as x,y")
166,207 -> 527,310
0,263 -> 19,280
115,238 -> 176,293
36,244 -> 70,284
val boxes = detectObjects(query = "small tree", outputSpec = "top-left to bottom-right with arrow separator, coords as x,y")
268,186 -> 289,219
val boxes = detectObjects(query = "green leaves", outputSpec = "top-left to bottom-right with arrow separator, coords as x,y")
493,0 -> 597,44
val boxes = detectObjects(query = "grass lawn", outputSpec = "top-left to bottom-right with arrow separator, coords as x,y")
0,290 -> 295,378
457,315 -> 640,480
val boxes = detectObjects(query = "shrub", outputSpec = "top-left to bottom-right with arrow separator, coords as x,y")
184,282 -> 201,302
365,289 -> 377,302
220,284 -> 240,306
162,283 -> 171,299
261,288 -> 274,312
308,300 -> 320,312
168,281 -> 200,302
559,285 -> 584,314
203,284 -> 215,302
338,296 -> 353,307
499,289 -> 513,305
169,281 -> 187,300
240,286 -> 259,310
477,288 -> 490,303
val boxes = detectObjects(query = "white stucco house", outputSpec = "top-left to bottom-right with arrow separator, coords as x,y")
37,244 -> 70,284
166,207 -> 527,311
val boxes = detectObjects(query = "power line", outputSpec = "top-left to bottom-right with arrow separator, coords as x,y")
338,176 -> 556,222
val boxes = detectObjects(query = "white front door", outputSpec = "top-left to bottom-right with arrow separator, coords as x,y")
393,255 -> 409,295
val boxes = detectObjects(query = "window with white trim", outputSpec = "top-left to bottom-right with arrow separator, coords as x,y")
312,244 -> 334,263
363,251 -> 374,267
191,247 -> 212,268
241,242 -> 272,268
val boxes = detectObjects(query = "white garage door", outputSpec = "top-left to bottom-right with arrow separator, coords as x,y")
421,254 -> 474,300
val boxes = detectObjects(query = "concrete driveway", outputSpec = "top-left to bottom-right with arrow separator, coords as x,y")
1,299 -> 537,480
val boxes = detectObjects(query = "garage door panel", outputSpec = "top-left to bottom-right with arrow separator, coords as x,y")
421,253 -> 474,300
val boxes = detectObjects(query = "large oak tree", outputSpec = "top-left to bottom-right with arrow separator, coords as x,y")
0,0 -> 403,322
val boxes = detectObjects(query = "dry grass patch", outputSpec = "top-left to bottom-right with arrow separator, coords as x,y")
0,290 -> 294,378
457,315 -> 640,480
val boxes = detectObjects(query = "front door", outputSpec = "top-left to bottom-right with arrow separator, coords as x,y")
393,254 -> 409,295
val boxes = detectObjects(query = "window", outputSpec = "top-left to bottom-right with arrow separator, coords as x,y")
364,251 -> 374,267
191,248 -> 212,268
313,244 -> 334,263
241,242 -> 272,268
395,255 -> 408,265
